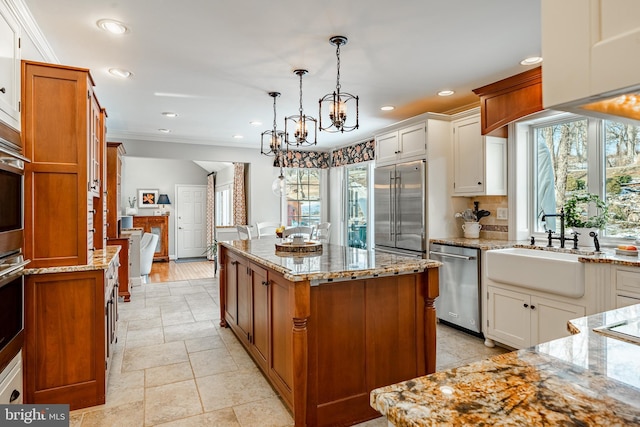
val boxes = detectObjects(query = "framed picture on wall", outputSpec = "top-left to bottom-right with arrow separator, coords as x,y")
138,189 -> 159,208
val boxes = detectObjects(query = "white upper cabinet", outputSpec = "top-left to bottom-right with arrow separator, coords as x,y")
452,114 -> 506,196
542,0 -> 640,109
375,122 -> 426,166
0,0 -> 20,131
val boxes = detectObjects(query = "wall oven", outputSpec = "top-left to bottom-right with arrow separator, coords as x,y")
0,144 -> 28,375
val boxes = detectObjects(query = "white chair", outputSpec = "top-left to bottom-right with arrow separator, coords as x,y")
314,222 -> 331,243
140,232 -> 159,281
282,225 -> 313,239
236,225 -> 252,240
256,221 -> 280,238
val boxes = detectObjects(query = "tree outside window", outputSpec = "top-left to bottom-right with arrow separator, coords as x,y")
285,169 -> 321,226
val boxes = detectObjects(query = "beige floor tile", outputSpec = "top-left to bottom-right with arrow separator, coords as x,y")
127,317 -> 163,331
144,379 -> 203,425
122,341 -> 189,372
184,334 -> 226,353
79,401 -> 144,427
163,320 -> 217,342
153,408 -> 240,427
191,309 -> 218,322
104,370 -> 145,408
145,361 -> 194,388
119,306 -> 161,321
190,347 -> 239,378
196,369 -> 275,412
146,295 -> 190,308
161,310 -> 196,326
170,285 -> 207,295
233,396 -> 294,427
69,412 -> 83,427
126,326 -> 165,349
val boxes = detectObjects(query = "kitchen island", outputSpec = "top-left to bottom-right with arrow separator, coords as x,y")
218,239 -> 440,426
371,303 -> 640,425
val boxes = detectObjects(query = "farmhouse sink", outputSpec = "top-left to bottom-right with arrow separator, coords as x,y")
486,248 -> 585,298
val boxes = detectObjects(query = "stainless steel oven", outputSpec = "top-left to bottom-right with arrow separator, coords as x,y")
0,143 -> 28,375
0,145 -> 27,260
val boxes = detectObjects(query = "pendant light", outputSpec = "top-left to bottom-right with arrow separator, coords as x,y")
319,36 -> 359,133
285,69 -> 317,147
261,92 -> 285,156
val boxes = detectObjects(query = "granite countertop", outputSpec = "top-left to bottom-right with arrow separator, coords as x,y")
431,237 -> 640,267
219,238 -> 441,282
23,246 -> 121,275
370,304 -> 640,426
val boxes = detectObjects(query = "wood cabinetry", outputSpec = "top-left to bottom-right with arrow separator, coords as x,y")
24,253 -> 119,410
486,284 -> 585,349
219,245 -> 438,426
0,0 -> 21,133
472,67 -> 542,136
22,61 -> 105,268
108,236 -> 130,301
375,122 -> 426,166
542,0 -> 640,111
133,215 -> 169,261
452,113 -> 506,196
106,142 -> 125,239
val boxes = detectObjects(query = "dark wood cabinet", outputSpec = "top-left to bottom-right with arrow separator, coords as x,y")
22,60 -> 105,267
219,245 -> 438,426
24,251 -> 119,410
106,142 -> 125,239
108,237 -> 130,301
133,215 -> 169,261
472,66 -> 542,136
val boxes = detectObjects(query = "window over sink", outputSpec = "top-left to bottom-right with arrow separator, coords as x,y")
529,113 -> 640,240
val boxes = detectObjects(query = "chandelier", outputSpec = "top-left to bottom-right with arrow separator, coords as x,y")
319,36 -> 359,133
261,92 -> 285,156
285,69 -> 317,147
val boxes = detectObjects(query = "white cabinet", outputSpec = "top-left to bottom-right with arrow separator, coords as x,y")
614,266 -> 640,309
452,114 -> 506,196
487,285 -> 585,349
542,0 -> 640,109
0,350 -> 22,404
0,0 -> 20,130
375,122 -> 426,166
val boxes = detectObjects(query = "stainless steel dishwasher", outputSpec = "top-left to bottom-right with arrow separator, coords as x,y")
430,243 -> 481,336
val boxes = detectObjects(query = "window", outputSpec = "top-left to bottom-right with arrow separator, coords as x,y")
285,169 -> 321,226
215,184 -> 233,226
531,114 -> 640,239
346,164 -> 369,249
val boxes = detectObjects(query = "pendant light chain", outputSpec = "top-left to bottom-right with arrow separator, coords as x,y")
335,42 -> 341,94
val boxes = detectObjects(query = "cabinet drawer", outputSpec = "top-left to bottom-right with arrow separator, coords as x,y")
616,269 -> 640,294
0,353 -> 22,404
617,294 -> 640,309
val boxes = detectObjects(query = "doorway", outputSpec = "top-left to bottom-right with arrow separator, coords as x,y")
176,184 -> 208,259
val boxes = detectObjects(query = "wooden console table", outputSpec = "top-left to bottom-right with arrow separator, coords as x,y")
132,215 -> 169,262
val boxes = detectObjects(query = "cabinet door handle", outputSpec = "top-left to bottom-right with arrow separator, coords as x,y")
530,305 -> 536,310
231,260 -> 238,265
9,389 -> 20,402
523,303 -> 529,308
0,87 -> 6,94
477,182 -> 482,185
262,280 -> 269,286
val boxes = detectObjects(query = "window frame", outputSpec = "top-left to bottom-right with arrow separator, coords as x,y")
282,168 -> 327,227
215,182 -> 233,227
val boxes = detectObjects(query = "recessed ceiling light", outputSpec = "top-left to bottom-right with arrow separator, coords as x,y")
520,56 -> 543,65
380,105 -> 395,111
158,128 -> 171,133
97,19 -> 128,35
250,121 -> 262,126
438,90 -> 455,97
162,112 -> 178,118
233,135 -> 244,139
108,68 -> 132,78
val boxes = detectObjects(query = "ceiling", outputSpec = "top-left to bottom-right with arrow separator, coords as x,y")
22,0 -> 542,151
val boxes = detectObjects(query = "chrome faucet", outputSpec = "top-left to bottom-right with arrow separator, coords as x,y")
542,208 -> 579,249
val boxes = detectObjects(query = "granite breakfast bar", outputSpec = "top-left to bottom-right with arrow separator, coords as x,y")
218,239 -> 441,426
371,303 -> 640,426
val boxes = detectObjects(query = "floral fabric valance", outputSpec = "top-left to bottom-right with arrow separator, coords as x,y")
331,139 -> 375,167
274,139 -> 375,169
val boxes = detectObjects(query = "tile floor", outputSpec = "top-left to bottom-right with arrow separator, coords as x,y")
69,277 -> 508,426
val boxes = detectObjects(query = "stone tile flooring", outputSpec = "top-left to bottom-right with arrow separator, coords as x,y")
69,277 -> 508,426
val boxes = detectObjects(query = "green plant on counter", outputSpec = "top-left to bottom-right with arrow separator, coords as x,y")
564,192 -> 608,229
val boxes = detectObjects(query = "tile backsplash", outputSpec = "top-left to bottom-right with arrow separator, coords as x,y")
462,196 -> 509,240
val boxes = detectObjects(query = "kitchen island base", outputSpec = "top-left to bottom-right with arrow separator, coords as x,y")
219,243 -> 439,426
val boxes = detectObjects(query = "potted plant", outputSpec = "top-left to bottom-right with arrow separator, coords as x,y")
203,239 -> 218,276
564,192 -> 608,247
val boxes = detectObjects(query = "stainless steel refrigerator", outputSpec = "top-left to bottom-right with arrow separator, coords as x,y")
374,160 -> 426,257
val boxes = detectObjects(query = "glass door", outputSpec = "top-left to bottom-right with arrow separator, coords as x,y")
345,164 -> 369,249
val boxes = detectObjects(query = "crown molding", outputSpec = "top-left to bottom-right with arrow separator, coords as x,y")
7,0 -> 59,63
